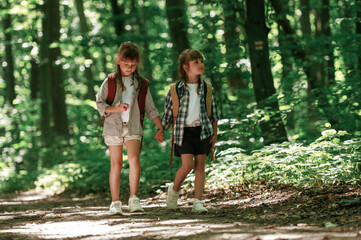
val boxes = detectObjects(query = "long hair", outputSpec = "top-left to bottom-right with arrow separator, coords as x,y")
114,42 -> 144,91
178,49 -> 204,94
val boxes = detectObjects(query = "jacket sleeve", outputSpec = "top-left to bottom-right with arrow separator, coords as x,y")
144,88 -> 160,120
96,78 -> 111,117
210,87 -> 219,122
161,90 -> 173,131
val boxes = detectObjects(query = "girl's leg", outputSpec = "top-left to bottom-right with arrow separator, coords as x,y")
194,154 -> 206,200
109,145 -> 124,201
124,139 -> 141,197
173,154 -> 194,191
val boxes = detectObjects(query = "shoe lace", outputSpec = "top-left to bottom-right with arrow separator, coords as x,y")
112,202 -> 121,208
131,197 -> 140,206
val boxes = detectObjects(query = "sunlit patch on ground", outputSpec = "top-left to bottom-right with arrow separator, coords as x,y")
1,188 -> 361,239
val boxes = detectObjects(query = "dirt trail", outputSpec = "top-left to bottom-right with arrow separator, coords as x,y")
1,186 -> 361,239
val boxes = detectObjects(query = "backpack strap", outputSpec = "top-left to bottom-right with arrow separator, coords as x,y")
138,78 -> 149,127
138,78 -> 149,154
106,73 -> 117,106
169,82 -> 180,165
97,73 -> 117,145
170,82 -> 179,119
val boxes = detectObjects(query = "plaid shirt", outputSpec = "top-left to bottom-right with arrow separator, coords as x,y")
161,81 -> 219,146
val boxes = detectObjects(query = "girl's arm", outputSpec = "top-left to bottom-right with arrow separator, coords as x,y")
153,116 -> 164,142
209,87 -> 220,122
161,90 -> 174,131
105,101 -> 128,113
144,88 -> 160,120
210,87 -> 219,147
210,121 -> 218,147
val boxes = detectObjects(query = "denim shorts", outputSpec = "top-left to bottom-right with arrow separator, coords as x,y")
174,126 -> 211,157
103,125 -> 141,146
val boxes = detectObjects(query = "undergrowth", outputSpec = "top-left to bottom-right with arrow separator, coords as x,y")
188,129 -> 361,191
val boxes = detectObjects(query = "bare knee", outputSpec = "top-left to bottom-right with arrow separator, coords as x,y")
128,156 -> 140,168
111,162 -> 123,173
181,164 -> 193,174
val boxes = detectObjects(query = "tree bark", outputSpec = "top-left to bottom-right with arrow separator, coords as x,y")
3,2 -> 16,105
30,59 -> 39,100
110,0 -> 125,38
222,1 -> 247,90
75,0 -> 96,100
165,0 -> 190,80
39,1 -> 51,144
246,0 -> 288,144
130,0 -> 153,80
47,0 -> 69,137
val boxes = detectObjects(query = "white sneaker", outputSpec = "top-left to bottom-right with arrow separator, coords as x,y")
166,183 -> 179,209
192,199 -> 208,213
128,195 -> 144,212
109,200 -> 123,215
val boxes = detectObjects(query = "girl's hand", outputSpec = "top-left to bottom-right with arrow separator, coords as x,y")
114,101 -> 129,112
154,129 -> 164,143
210,134 -> 217,148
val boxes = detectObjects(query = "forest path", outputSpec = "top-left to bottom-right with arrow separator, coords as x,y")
1,186 -> 361,240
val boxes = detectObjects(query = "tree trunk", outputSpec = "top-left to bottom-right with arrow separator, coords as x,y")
222,1 -> 247,91
130,0 -> 153,80
110,0 -> 125,38
245,0 -> 288,144
3,4 -> 16,105
39,1 -> 51,146
47,0 -> 69,137
319,0 -> 335,85
75,0 -> 96,100
30,59 -> 39,100
165,0 -> 190,80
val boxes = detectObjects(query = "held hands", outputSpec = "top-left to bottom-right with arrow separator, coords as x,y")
154,129 -> 165,143
113,101 -> 129,112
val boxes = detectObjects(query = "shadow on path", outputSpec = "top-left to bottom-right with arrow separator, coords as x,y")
0,186 -> 361,239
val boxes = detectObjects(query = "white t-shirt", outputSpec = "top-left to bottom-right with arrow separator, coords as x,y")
186,83 -> 201,125
121,76 -> 134,123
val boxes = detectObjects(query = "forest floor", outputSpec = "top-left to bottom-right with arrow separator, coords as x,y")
1,184 -> 361,240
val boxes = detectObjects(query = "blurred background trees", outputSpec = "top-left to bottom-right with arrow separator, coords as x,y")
1,0 -> 360,195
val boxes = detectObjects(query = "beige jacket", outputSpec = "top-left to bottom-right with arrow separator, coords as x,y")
96,77 -> 160,136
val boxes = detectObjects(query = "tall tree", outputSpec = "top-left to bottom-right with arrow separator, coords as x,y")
3,0 -> 16,105
110,0 -> 125,38
222,1 -> 247,91
39,1 -> 51,143
75,0 -> 96,100
47,0 -> 69,137
165,0 -> 190,80
246,0 -> 288,144
316,0 -> 335,85
130,0 -> 153,80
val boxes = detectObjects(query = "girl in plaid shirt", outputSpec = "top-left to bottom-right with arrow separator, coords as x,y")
159,49 -> 219,213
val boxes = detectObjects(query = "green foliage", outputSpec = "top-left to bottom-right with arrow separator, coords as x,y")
197,129 -> 361,190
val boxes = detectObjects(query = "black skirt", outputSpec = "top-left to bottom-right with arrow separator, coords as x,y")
174,126 -> 211,157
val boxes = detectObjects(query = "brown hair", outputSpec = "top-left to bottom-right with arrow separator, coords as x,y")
178,49 -> 204,94
114,42 -> 144,91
